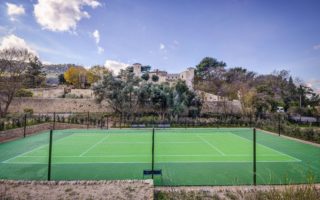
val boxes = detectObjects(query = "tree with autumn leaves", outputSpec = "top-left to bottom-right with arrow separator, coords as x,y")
64,65 -> 110,88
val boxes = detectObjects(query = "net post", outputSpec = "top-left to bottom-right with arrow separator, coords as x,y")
87,112 -> 90,129
48,129 -> 53,181
52,112 -> 56,130
253,128 -> 256,186
151,128 -> 155,179
23,114 -> 27,138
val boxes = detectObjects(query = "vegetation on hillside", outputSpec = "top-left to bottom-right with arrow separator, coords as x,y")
93,72 -> 202,120
194,57 -> 320,117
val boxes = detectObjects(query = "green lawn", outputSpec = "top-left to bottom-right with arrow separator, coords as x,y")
0,128 -> 319,186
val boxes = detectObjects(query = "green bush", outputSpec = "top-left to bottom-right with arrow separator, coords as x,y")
14,89 -> 33,97
23,108 -> 34,115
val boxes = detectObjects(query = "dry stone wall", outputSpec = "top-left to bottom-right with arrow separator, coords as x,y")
8,97 -> 241,114
9,98 -> 111,113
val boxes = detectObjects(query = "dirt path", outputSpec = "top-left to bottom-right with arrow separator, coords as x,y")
0,180 -> 153,200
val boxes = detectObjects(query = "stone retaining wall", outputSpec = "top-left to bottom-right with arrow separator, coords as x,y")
8,98 -> 111,113
9,97 -> 241,114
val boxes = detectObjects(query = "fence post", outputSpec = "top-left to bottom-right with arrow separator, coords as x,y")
87,112 -> 90,129
100,116 -> 103,129
23,114 -> 27,138
278,114 -> 281,136
253,128 -> 256,186
52,112 -> 56,130
48,129 -> 53,181
107,116 -> 109,130
151,128 -> 155,179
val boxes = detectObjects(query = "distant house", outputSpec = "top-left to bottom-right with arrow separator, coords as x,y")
196,90 -> 227,102
127,63 -> 195,90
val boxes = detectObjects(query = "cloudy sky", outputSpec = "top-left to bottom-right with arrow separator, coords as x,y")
0,0 -> 320,92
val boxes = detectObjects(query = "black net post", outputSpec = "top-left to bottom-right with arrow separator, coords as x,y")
52,112 -> 56,130
23,114 -> 27,138
253,128 -> 256,186
120,113 -> 122,129
48,129 -> 53,181
151,128 -> 155,179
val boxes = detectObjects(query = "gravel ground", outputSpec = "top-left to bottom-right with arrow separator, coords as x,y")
0,180 -> 153,200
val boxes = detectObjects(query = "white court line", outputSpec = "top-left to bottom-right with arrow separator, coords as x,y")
229,133 -> 301,162
2,133 -> 76,163
196,135 -> 226,156
18,154 -> 296,158
102,142 -> 203,144
6,160 -> 301,165
79,134 -> 110,157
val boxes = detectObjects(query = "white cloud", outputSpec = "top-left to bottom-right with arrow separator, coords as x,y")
0,34 -> 38,56
104,60 -> 128,75
92,29 -> 100,44
160,43 -> 165,50
33,0 -> 101,32
97,46 -> 104,54
6,3 -> 25,21
42,60 -> 53,65
313,44 -> 320,50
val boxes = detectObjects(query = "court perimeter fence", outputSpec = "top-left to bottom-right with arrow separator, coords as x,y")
0,112 -> 319,143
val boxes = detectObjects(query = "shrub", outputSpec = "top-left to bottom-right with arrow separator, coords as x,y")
152,74 -> 159,82
14,89 -> 33,97
23,108 -> 34,115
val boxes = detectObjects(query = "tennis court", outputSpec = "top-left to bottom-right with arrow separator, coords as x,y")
0,128 -> 319,186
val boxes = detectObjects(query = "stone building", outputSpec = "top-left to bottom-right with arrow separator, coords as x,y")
127,63 -> 195,90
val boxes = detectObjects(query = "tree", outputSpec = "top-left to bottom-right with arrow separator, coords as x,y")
93,72 -> 140,117
64,66 -> 88,88
195,57 -> 226,78
58,74 -> 66,84
0,48 -> 35,117
152,74 -> 159,82
141,73 -> 149,81
88,65 -> 111,84
24,56 -> 46,88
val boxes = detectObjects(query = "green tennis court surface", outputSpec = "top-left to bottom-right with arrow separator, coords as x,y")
0,128 -> 319,186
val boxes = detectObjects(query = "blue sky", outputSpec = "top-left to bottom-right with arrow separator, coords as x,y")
0,0 -> 320,92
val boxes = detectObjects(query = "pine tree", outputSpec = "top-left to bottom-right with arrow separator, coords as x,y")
24,57 -> 46,88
